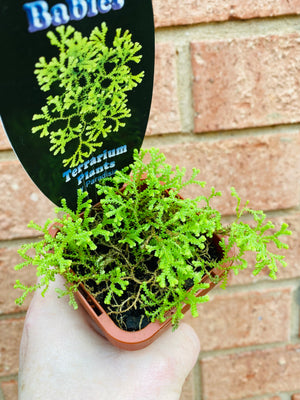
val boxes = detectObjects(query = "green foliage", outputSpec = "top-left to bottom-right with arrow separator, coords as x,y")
14,190 -> 97,308
220,188 -> 291,281
32,23 -> 144,168
15,148 -> 292,329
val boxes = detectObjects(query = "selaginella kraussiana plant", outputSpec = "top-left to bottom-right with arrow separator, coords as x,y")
14,148 -> 291,330
32,22 -> 144,168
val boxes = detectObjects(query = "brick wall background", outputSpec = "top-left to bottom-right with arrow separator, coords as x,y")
0,1 -> 300,399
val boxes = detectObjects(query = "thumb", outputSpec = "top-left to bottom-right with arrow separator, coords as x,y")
124,322 -> 200,400
151,322 -> 200,375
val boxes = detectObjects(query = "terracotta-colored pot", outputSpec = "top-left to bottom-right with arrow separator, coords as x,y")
48,221 -> 233,351
77,234 -> 232,350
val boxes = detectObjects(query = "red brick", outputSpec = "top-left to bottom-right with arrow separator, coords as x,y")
146,43 -> 181,135
191,34 -> 300,132
160,131 -> 300,214
186,288 -> 291,351
153,0 -> 300,27
201,344 -> 300,400
0,161 -> 55,240
0,121 -> 11,151
230,213 -> 300,285
1,381 -> 18,400
0,247 -> 36,314
0,319 -> 24,377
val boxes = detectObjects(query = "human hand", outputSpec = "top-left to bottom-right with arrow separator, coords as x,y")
18,276 -> 200,400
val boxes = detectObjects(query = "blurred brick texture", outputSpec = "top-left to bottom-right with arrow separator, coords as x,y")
1,1 -> 300,400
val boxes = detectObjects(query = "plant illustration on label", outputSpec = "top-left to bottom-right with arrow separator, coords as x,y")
23,0 -> 125,33
31,23 -> 144,168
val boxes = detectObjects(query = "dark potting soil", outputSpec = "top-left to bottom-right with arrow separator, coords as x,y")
74,236 -> 223,332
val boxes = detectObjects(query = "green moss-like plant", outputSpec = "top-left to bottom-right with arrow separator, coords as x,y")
32,23 -> 144,168
14,148 -> 291,329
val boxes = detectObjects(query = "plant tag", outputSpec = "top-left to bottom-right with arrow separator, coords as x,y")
0,0 -> 154,210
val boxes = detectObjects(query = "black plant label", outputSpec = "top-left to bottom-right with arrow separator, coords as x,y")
0,0 -> 154,209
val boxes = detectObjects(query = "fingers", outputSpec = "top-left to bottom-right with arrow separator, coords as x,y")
23,275 -> 115,359
20,280 -> 200,400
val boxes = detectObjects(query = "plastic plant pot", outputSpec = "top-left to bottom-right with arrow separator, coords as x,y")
48,222 -> 233,351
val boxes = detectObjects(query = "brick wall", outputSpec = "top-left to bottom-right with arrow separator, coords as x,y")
0,1 -> 300,399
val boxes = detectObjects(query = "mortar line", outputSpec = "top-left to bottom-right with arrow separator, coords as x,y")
155,14 -> 300,44
194,358 -> 202,400
280,393 -> 292,400
291,285 -> 300,341
0,374 -> 19,400
175,40 -> 194,134
213,277 -> 300,297
192,122 -> 300,140
0,150 -> 16,161
0,374 -> 18,383
143,123 -> 300,147
198,337 -> 300,360
0,236 -> 42,249
220,204 -> 300,222
0,312 -> 27,321
237,392 -> 276,400
239,390 -> 298,400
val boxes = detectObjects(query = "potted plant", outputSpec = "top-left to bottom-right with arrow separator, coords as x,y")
14,148 -> 291,350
